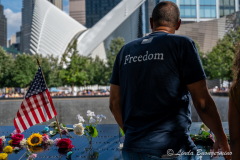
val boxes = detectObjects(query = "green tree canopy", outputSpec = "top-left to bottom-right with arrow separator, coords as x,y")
0,46 -> 15,87
60,39 -> 89,92
206,28 -> 240,82
106,37 -> 125,80
12,53 -> 38,88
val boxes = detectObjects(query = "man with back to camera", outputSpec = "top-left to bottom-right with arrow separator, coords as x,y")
109,1 -> 231,160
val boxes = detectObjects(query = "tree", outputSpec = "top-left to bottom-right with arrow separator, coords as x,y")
0,46 -> 14,87
195,42 -> 211,78
106,37 -> 125,80
206,28 -> 240,84
12,53 -> 38,88
60,39 -> 89,92
33,54 -> 63,88
47,55 -> 63,88
87,56 -> 109,86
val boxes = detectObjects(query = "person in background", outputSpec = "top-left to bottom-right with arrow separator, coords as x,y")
228,49 -> 240,159
109,1 -> 230,160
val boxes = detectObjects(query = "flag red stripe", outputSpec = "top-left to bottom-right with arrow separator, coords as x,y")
20,103 -> 33,127
13,118 -> 20,133
33,95 -> 46,122
40,92 -> 52,119
16,112 -> 27,131
46,89 -> 57,116
26,98 -> 40,124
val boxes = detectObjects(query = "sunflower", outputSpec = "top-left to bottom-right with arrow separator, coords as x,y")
27,133 -> 42,147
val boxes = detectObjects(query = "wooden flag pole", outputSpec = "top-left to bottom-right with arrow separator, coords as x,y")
37,59 -> 62,139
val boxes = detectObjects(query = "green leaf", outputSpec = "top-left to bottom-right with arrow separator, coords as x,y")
67,128 -> 74,132
92,127 -> 98,138
120,128 -> 124,136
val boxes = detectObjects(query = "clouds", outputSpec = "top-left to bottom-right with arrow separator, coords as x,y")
63,4 -> 69,14
63,0 -> 69,14
4,8 -> 21,39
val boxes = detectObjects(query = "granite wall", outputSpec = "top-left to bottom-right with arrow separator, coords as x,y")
0,96 -> 229,126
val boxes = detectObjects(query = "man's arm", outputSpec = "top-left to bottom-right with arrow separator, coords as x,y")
228,97 -> 240,160
187,79 -> 231,160
109,84 -> 123,130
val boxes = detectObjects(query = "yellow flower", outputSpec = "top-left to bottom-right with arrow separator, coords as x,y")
27,133 -> 42,147
3,146 -> 13,153
8,140 -> 12,145
0,153 -> 8,160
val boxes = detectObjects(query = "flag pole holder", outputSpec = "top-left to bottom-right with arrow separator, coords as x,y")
37,59 -> 63,139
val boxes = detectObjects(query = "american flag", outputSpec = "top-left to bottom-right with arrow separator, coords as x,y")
14,67 -> 57,133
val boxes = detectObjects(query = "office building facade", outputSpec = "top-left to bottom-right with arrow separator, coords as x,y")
69,0 -> 86,25
0,3 -> 7,47
48,0 -> 63,10
21,0 -> 63,54
85,0 -> 122,28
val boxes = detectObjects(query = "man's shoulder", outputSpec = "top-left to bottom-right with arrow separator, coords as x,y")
166,34 -> 194,42
124,37 -> 145,48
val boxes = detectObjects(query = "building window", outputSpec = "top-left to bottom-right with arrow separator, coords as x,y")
220,0 -> 235,17
180,0 -> 196,5
180,0 -> 196,18
200,6 -> 216,18
200,0 -> 216,18
200,0 -> 216,5
166,0 -> 176,3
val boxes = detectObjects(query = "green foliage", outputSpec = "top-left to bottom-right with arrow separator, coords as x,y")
0,37 -> 126,89
120,127 -> 124,136
106,37 -> 125,79
195,42 -> 211,78
0,46 -> 15,87
12,53 -> 38,88
208,30 -> 237,81
85,125 -> 98,138
60,39 -> 89,90
195,27 -> 240,82
87,56 -> 109,86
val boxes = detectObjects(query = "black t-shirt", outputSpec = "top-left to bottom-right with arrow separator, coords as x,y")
110,31 -> 206,157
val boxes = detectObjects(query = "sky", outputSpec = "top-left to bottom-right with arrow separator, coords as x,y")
1,0 -> 69,40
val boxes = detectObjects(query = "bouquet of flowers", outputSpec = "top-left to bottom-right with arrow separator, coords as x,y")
190,123 -> 230,145
74,110 -> 106,144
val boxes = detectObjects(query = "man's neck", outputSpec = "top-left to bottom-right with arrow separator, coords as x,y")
152,26 -> 175,34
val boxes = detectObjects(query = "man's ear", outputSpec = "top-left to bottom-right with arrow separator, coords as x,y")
175,19 -> 181,30
150,17 -> 154,30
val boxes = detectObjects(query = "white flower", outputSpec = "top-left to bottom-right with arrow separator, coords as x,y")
96,115 -> 102,122
47,139 -> 54,145
89,117 -> 96,124
77,114 -> 85,123
13,147 -> 20,151
48,121 -> 56,127
100,114 -> 106,119
73,123 -> 85,136
119,143 -> 124,150
20,138 -> 27,146
87,110 -> 95,117
0,136 -> 6,142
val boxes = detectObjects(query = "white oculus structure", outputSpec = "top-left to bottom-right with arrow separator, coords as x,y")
30,0 -> 146,60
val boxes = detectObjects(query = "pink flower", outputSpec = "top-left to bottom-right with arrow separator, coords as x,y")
42,135 -> 49,144
28,153 -> 37,159
61,129 -> 67,134
54,138 -> 61,145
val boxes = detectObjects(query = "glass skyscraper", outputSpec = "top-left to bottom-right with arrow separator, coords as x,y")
153,0 -> 239,22
85,0 -> 121,28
